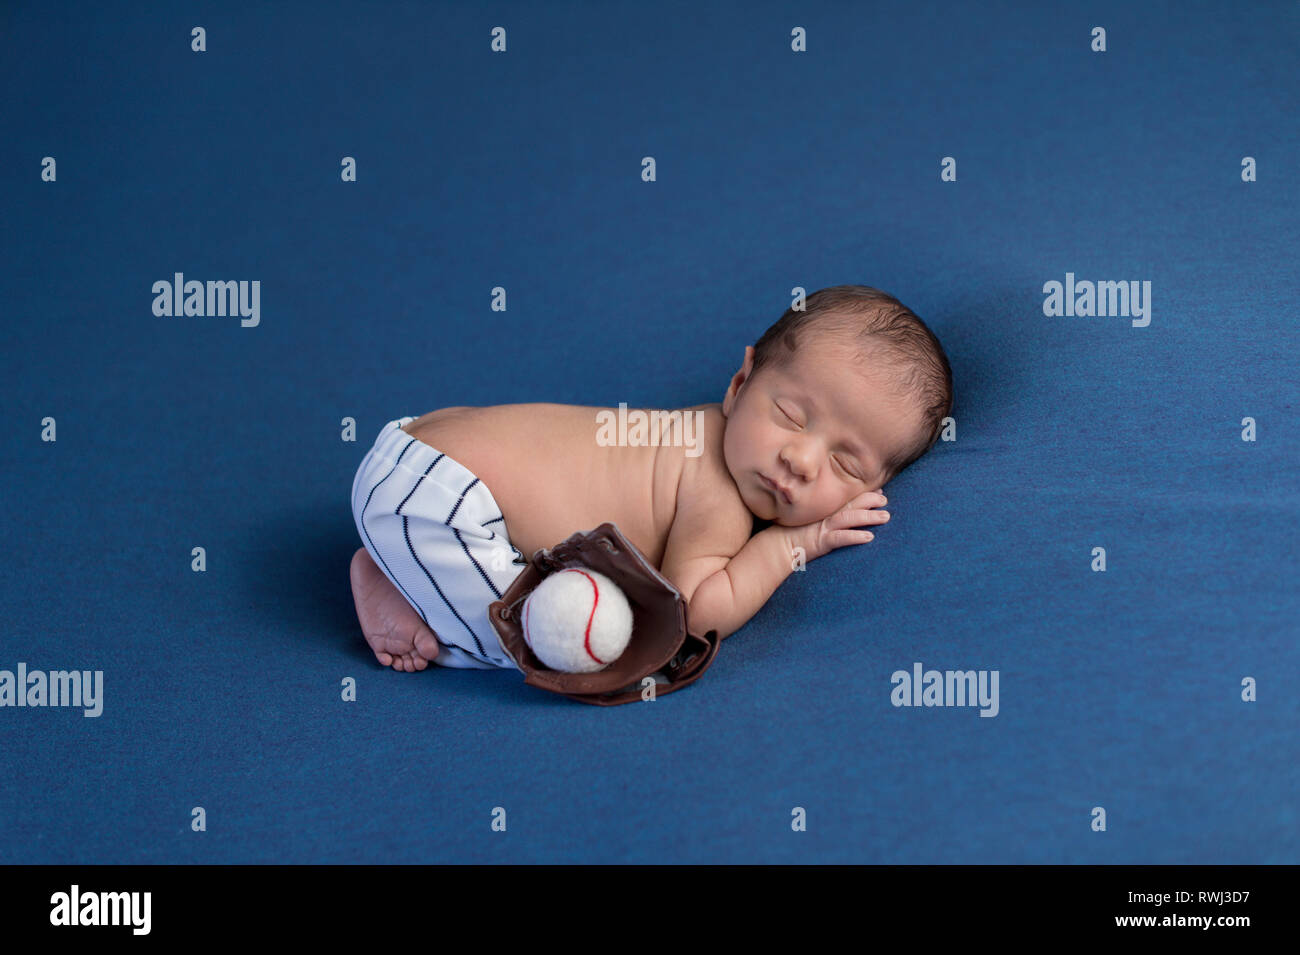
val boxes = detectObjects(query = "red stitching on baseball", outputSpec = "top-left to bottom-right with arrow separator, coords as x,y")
565,569 -> 605,664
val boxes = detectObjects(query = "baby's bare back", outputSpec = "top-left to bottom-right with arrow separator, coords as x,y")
403,403 -> 726,567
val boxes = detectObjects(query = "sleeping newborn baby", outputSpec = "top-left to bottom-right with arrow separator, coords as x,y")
349,284 -> 953,672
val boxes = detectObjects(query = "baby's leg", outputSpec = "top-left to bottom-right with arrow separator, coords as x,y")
350,547 -> 441,671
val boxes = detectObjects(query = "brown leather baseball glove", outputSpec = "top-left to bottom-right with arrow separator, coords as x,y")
487,522 -> 720,705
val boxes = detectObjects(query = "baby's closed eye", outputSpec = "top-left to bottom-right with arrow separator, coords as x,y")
831,455 -> 861,479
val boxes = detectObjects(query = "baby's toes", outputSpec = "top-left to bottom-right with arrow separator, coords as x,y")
413,630 -> 441,663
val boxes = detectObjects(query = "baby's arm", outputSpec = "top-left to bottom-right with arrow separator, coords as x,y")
661,489 -> 888,639
676,524 -> 799,639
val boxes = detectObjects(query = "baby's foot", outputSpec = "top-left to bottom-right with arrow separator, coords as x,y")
349,547 -> 441,671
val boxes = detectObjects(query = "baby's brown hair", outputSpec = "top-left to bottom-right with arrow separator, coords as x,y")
750,285 -> 953,485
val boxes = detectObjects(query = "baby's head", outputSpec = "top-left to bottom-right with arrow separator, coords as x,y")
721,285 -> 953,526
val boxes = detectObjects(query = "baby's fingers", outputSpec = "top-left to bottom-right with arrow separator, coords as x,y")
818,507 -> 888,551
823,527 -> 876,549
847,489 -> 888,510
828,506 -> 890,530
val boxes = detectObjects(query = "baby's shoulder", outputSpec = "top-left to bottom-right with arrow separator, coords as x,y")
671,405 -> 751,551
674,403 -> 728,485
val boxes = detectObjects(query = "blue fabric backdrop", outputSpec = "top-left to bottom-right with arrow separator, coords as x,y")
1,0 -> 1296,863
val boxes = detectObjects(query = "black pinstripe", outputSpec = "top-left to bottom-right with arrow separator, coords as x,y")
483,516 -> 524,563
393,455 -> 494,661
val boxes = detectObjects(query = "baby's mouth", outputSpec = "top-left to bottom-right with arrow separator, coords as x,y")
759,474 -> 792,505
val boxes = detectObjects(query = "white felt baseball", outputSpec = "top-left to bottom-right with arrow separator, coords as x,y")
522,568 -> 633,673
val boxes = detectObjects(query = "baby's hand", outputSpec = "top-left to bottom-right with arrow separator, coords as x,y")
788,490 -> 889,563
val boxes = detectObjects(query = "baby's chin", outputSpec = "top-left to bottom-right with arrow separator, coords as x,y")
758,504 -> 792,525
739,488 -> 782,523
769,511 -> 823,528
751,497 -> 821,527
772,499 -> 848,528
